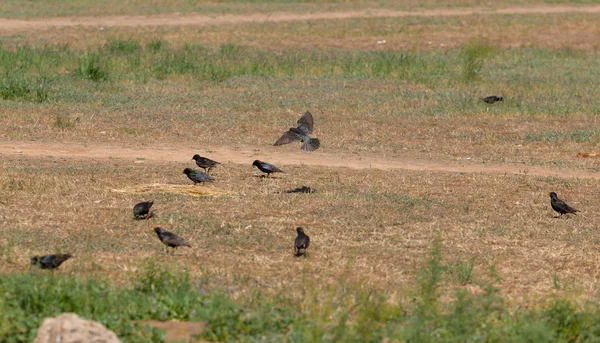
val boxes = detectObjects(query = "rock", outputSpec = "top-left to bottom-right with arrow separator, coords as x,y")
34,312 -> 121,343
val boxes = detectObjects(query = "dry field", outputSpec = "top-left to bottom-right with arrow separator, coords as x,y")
1,1 -> 600,340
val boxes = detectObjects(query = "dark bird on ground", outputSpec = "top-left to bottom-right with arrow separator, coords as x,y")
192,154 -> 221,174
133,200 -> 154,220
549,192 -> 578,217
30,254 -> 72,270
152,227 -> 191,254
294,227 -> 310,257
286,186 -> 315,194
252,160 -> 284,177
183,168 -> 214,184
274,111 -> 320,151
481,95 -> 503,104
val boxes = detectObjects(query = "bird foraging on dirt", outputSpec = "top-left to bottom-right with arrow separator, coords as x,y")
152,227 -> 191,254
274,111 -> 320,151
286,186 -> 315,194
183,168 -> 214,185
30,254 -> 73,270
252,160 -> 284,177
133,200 -> 154,220
549,192 -> 578,217
294,227 -> 310,257
481,95 -> 503,104
192,154 -> 221,174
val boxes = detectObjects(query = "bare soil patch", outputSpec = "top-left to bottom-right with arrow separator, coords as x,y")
1,5 -> 599,34
2,141 -> 599,180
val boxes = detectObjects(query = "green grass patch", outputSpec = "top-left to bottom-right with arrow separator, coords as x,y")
524,129 -> 599,143
5,243 -> 600,341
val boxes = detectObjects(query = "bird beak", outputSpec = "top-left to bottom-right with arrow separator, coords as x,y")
547,192 -> 551,196
148,227 -> 154,232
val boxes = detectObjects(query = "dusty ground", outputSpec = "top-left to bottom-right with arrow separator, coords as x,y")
2,3 -> 600,341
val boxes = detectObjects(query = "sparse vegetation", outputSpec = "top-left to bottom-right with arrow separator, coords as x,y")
2,2 -> 600,341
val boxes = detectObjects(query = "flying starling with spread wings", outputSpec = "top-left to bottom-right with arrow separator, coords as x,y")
133,200 -> 154,220
294,227 -> 310,257
30,253 -> 73,270
152,227 -> 191,254
481,95 -> 503,104
192,154 -> 221,174
549,192 -> 578,217
252,160 -> 284,177
274,111 -> 320,151
183,168 -> 215,185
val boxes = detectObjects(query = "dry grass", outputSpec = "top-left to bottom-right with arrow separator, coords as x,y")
2,154 -> 600,306
2,2 -> 600,317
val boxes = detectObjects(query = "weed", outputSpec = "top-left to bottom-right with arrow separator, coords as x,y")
53,113 -> 75,129
76,52 -> 109,81
461,42 -> 494,82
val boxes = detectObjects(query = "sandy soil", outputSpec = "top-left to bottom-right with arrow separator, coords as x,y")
1,141 -> 598,180
1,4 -> 599,34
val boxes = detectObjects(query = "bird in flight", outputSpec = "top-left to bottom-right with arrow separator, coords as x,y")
274,111 -> 320,151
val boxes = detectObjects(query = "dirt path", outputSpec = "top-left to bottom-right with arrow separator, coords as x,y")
1,5 -> 599,33
1,141 -> 598,180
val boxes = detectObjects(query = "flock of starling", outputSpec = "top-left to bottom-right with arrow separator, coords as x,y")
31,102 -> 573,271
30,112 -> 320,270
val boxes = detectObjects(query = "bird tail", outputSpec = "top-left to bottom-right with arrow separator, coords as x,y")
302,138 -> 320,151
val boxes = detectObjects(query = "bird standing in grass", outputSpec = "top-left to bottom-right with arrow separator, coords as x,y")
30,254 -> 73,269
252,160 -> 284,177
549,192 -> 578,217
183,168 -> 214,185
152,227 -> 191,255
133,200 -> 154,220
274,111 -> 320,151
294,227 -> 310,257
192,154 -> 220,174
481,95 -> 503,104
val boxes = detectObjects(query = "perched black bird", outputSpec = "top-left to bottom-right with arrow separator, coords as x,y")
30,254 -> 72,270
549,192 -> 578,217
286,186 -> 315,194
183,168 -> 214,185
481,95 -> 503,104
152,227 -> 191,254
274,111 -> 320,151
252,160 -> 284,177
294,227 -> 310,257
192,154 -> 221,174
133,200 -> 154,220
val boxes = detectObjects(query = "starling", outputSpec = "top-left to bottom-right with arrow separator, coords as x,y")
274,111 -> 320,151
183,168 -> 214,185
286,186 -> 315,194
30,254 -> 72,270
294,227 -> 310,257
481,95 -> 503,104
152,227 -> 191,254
133,200 -> 154,220
549,192 -> 578,217
192,154 -> 221,174
252,160 -> 284,177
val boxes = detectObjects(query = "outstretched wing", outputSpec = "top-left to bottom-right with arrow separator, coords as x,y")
274,131 -> 302,146
297,111 -> 314,134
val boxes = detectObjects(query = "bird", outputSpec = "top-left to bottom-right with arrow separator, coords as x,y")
152,227 -> 191,254
30,254 -> 73,270
133,200 -> 154,220
274,111 -> 320,151
252,160 -> 284,177
183,168 -> 214,185
294,227 -> 310,257
192,154 -> 220,174
549,192 -> 578,217
286,186 -> 315,194
481,95 -> 503,104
